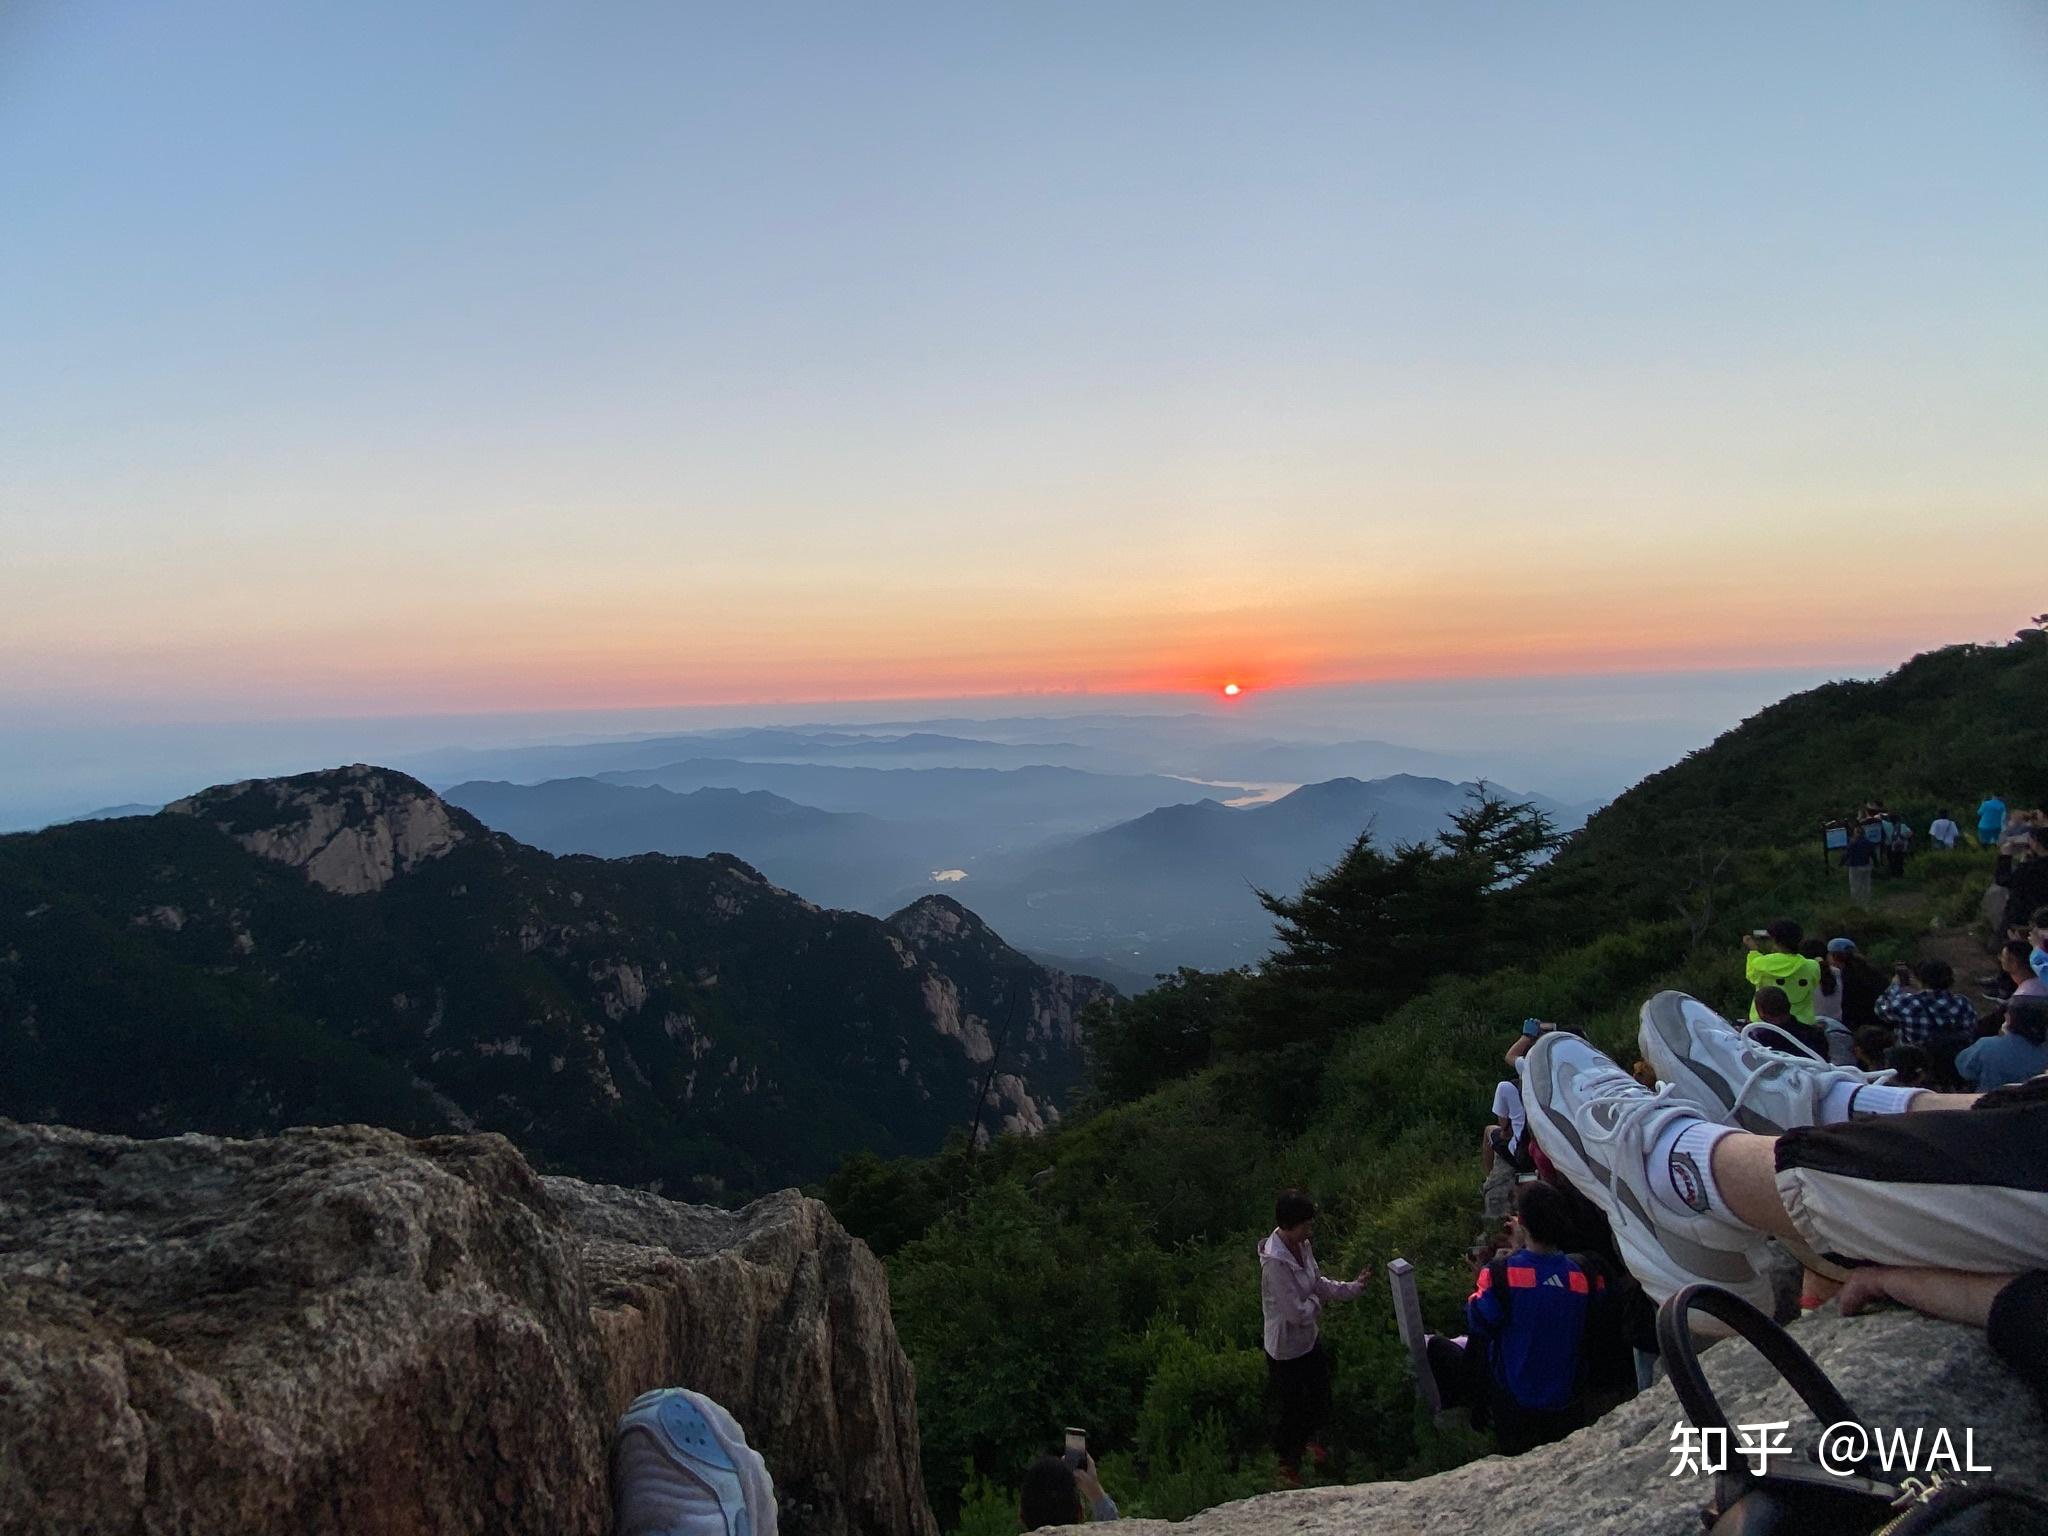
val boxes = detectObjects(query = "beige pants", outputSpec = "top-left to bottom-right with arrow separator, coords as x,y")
1773,1099 -> 2048,1272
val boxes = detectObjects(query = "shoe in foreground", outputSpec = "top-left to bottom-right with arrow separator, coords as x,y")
1637,990 -> 1889,1135
1518,1030 -> 1777,1312
614,1388 -> 776,1536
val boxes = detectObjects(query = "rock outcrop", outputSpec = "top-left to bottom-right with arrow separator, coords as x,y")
0,1118 -> 936,1536
165,763 -> 467,895
1096,1303 -> 2048,1535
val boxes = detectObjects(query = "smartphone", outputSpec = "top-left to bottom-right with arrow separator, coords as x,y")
1063,1427 -> 1087,1469
1752,929 -> 1770,938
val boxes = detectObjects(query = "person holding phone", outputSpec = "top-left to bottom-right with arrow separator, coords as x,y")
1259,1189 -> 1372,1485
1741,920 -> 1822,1024
1018,1441 -> 1117,1526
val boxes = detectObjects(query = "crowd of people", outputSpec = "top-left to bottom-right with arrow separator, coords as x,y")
1828,792 -> 2048,910
840,798 -> 2048,1521
1412,867 -> 2048,1473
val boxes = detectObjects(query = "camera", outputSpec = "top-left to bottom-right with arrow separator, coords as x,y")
1062,1427 -> 1087,1469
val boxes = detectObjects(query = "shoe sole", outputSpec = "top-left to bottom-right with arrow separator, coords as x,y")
1521,1034 -> 1776,1308
1638,990 -> 1789,1135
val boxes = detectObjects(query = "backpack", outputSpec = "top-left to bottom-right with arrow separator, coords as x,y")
1658,1284 -> 2048,1536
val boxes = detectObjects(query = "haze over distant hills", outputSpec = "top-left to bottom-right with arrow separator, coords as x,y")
593,759 -> 1242,834
442,776 -> 944,912
2,669 -> 1840,832
962,774 -> 1590,971
442,750 -> 1592,974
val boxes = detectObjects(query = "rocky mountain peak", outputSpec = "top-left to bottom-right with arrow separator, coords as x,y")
886,893 -> 990,948
164,764 -> 474,895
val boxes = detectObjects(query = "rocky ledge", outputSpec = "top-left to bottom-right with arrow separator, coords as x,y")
0,1119 -> 936,1536
1100,1302 -> 2047,1535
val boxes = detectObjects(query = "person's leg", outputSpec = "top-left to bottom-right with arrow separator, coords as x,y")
1910,1090 -> 1980,1113
1269,1351 -> 1312,1470
1488,1388 -> 1532,1455
1708,1104 -> 2048,1272
1303,1341 -> 1334,1459
1481,1124 -> 1498,1175
1425,1334 -> 1469,1410
1708,1132 -> 1801,1239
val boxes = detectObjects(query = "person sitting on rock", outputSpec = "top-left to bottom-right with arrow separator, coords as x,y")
1876,957 -> 1981,1084
1018,1452 -> 1118,1526
1748,984 -> 1828,1061
1463,1180 -> 1602,1454
1482,1023 -> 1539,1220
1515,992 -> 2048,1406
1994,938 -> 2048,1001
1957,997 -> 2048,1093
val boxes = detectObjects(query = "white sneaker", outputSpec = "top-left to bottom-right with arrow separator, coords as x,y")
1637,991 -> 1891,1136
1519,1031 -> 1777,1310
613,1389 -> 777,1536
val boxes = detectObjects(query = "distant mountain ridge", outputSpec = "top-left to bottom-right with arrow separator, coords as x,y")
0,765 -> 1110,1197
962,774 -> 1588,971
441,776 -> 941,911
595,757 -> 1243,833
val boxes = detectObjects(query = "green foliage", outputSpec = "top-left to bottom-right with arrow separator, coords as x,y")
949,1465 -> 1021,1536
868,632 -> 2048,1528
1081,968 -> 1251,1108
1539,631 -> 2048,943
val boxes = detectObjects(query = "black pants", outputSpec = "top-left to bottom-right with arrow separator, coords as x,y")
1489,1388 -> 1586,1455
1266,1342 -> 1332,1467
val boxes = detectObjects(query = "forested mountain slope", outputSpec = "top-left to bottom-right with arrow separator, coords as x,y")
0,766 -> 1107,1197
1536,630 -> 2048,935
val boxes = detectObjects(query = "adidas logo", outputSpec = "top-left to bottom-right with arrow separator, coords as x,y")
1543,1274 -> 1567,1288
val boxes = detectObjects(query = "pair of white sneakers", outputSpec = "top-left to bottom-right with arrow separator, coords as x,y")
1517,992 -> 1894,1313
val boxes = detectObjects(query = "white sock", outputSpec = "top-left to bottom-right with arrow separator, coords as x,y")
1833,1082 -> 1923,1120
1647,1116 -> 1738,1222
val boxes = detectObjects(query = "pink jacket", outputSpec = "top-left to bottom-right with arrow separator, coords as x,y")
1258,1229 -> 1364,1360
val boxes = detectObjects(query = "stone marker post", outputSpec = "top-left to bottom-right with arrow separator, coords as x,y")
1387,1256 -> 1442,1419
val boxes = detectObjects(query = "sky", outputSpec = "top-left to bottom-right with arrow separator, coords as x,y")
3,2 -> 2045,730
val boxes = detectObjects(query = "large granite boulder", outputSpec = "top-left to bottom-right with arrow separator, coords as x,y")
1098,1302 -> 2047,1534
0,1119 -> 936,1536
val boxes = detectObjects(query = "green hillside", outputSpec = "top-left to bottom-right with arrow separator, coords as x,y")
1533,630 -> 2048,940
825,627 -> 2044,1529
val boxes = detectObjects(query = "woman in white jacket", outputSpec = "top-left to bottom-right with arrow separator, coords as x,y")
1257,1189 -> 1371,1484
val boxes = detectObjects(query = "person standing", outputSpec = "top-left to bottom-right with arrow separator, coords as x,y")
1978,792 -> 2009,849
2004,828 -> 2048,938
1827,937 -> 1885,1029
1258,1189 -> 1370,1485
1842,830 -> 1876,905
1742,920 -> 1823,1026
1885,820 -> 1911,879
1929,810 -> 1961,850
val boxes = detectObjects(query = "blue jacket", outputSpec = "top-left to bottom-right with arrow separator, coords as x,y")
1466,1248 -> 1599,1412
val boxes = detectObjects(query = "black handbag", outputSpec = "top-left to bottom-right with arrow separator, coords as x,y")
1657,1283 -> 2048,1536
